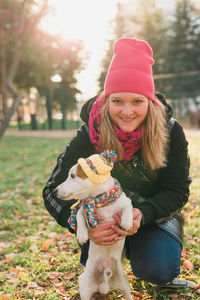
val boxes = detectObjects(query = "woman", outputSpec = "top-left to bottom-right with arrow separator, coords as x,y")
43,38 -> 192,292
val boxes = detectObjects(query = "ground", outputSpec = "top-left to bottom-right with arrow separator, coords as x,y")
0,126 -> 200,299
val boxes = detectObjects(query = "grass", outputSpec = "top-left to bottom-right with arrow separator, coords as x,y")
9,119 -> 82,130
0,134 -> 199,299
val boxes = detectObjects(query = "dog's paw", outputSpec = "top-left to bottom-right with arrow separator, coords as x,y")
77,229 -> 88,245
120,214 -> 133,231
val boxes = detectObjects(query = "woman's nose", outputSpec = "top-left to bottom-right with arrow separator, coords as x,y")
121,104 -> 134,115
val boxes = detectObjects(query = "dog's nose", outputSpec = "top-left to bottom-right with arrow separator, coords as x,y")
53,188 -> 58,197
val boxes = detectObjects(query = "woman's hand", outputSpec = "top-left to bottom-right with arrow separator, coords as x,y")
111,208 -> 142,241
88,209 -> 142,245
88,215 -> 120,246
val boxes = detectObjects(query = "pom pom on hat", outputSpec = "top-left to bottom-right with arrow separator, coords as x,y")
78,150 -> 117,184
104,38 -> 156,101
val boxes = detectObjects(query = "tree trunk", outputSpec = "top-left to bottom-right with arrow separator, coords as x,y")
30,114 -> 38,130
0,95 -> 23,138
1,43 -> 8,117
0,0 -> 48,139
46,86 -> 53,130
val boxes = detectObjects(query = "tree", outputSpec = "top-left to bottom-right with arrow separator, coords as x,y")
98,3 -> 128,91
0,0 -> 48,137
50,38 -> 84,129
163,0 -> 200,99
131,0 -> 169,92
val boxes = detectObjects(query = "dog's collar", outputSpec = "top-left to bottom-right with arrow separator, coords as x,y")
68,178 -> 123,231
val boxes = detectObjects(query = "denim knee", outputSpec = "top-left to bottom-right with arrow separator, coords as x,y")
131,253 -> 181,284
127,227 -> 182,284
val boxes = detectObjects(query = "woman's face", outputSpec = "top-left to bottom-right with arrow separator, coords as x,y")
108,92 -> 149,132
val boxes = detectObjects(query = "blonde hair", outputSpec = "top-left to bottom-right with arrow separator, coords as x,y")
99,97 -> 169,170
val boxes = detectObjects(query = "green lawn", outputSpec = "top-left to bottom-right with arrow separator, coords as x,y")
0,135 -> 199,299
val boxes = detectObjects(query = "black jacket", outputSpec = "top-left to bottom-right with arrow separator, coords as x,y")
43,93 -> 190,235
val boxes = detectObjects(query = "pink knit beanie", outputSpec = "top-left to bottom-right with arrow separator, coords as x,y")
104,38 -> 155,101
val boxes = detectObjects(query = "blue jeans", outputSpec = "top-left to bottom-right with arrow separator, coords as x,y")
80,226 -> 182,285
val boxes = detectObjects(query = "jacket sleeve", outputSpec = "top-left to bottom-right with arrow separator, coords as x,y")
42,125 -> 95,232
125,121 -> 191,225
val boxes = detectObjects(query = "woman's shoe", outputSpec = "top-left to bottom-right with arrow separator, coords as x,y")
158,278 -> 196,289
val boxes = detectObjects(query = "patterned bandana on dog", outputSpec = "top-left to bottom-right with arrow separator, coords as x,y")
88,94 -> 143,161
68,178 -> 123,231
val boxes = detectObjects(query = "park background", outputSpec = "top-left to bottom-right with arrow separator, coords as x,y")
0,0 -> 200,299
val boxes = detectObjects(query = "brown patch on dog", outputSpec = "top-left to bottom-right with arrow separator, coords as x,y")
93,258 -> 115,286
93,260 -> 104,285
111,257 -> 118,278
77,163 -> 87,179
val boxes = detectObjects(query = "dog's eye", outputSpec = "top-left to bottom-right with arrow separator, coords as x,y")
70,173 -> 75,179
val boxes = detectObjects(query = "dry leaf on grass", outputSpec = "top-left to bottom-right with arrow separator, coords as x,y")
63,272 -> 76,280
41,239 -> 54,251
0,242 -> 11,250
47,272 -> 63,280
27,281 -> 38,288
37,280 -> 49,287
34,289 -> 49,296
183,259 -> 194,271
169,294 -> 179,299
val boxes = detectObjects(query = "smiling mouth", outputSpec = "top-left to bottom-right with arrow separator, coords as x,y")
120,117 -> 136,123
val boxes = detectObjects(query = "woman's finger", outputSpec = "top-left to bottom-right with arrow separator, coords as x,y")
111,224 -> 128,236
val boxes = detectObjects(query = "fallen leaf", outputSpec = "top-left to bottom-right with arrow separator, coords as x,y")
0,242 -> 11,250
48,232 -> 57,239
18,270 -> 28,278
181,248 -> 187,257
53,281 -> 64,288
56,289 -> 68,296
34,290 -> 48,296
27,281 -> 38,288
5,253 -> 15,261
37,280 -> 49,287
183,259 -> 194,271
41,239 -> 54,251
6,277 -> 19,283
169,294 -> 179,299
63,272 -> 76,280
47,272 -> 63,280
9,267 -> 18,275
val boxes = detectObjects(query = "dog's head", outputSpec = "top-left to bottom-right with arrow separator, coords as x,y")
54,150 -> 118,200
54,163 -> 93,200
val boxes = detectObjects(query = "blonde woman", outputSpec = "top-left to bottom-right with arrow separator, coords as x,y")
43,38 -> 193,296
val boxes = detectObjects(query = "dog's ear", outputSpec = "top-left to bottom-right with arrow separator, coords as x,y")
77,163 -> 88,179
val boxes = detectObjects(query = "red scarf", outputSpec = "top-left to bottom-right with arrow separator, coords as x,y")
88,94 -> 143,161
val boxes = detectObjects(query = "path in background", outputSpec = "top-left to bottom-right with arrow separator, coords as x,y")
5,128 -> 77,138
5,127 -> 200,138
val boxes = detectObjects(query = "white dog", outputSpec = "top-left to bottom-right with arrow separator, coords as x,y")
54,150 -> 133,300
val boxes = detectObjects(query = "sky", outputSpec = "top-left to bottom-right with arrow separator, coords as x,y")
40,0 -> 175,100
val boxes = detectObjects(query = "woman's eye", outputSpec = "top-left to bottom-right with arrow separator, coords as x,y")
112,99 -> 121,104
134,99 -> 142,104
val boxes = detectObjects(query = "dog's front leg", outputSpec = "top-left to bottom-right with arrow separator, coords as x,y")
120,204 -> 133,231
76,207 -> 89,245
